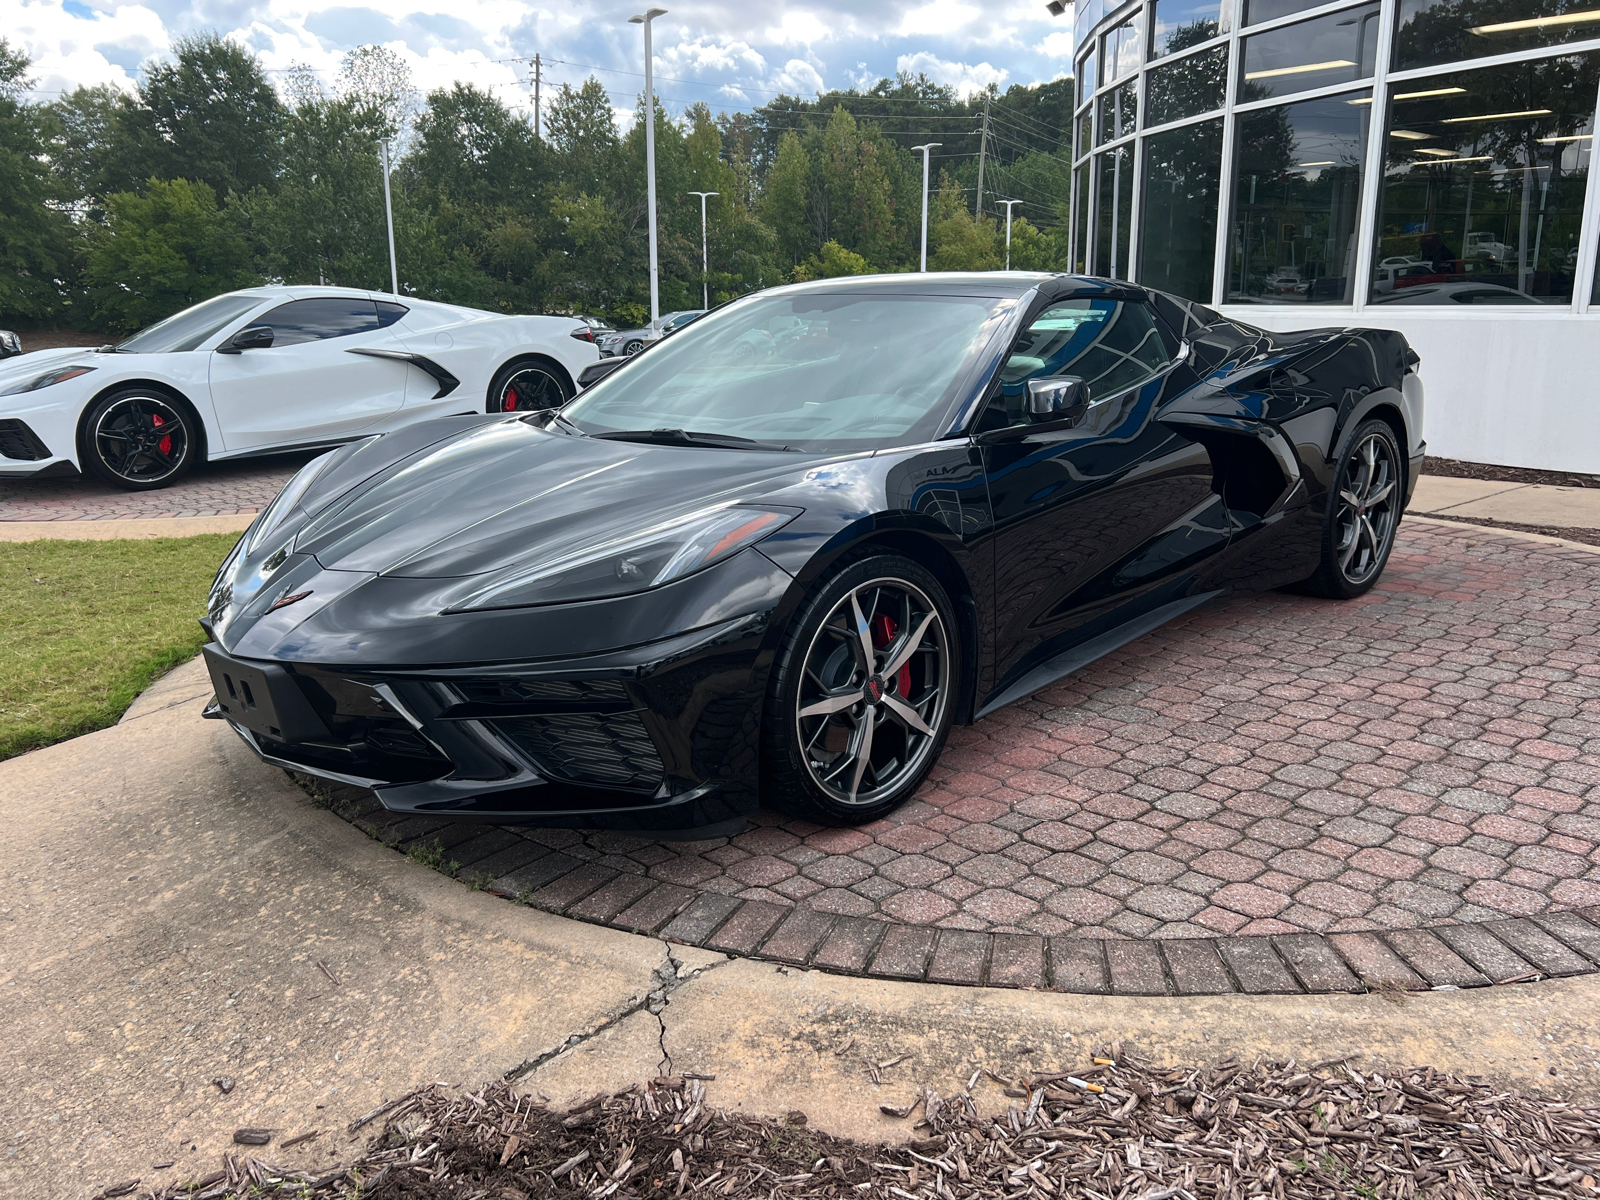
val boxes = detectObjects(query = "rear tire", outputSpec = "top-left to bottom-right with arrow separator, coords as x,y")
487,357 -> 571,413
1301,418 -> 1403,599
81,388 -> 197,490
763,554 -> 958,825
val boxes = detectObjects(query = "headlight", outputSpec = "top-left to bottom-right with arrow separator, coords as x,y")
1,364 -> 94,395
448,504 -> 800,612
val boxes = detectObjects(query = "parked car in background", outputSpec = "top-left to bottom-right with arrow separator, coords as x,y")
1374,281 -> 1543,305
564,315 -> 616,345
0,286 -> 597,489
203,272 -> 1424,834
0,330 -> 20,358
597,310 -> 705,358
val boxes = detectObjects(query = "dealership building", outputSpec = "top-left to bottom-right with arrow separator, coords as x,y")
1058,0 -> 1600,473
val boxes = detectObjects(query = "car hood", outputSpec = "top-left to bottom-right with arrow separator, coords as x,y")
0,346 -> 106,388
287,417 -> 819,580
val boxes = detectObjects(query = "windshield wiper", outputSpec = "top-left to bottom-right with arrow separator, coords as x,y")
589,427 -> 795,451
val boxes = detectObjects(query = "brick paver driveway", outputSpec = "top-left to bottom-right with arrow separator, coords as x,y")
0,452 -> 311,520
341,520 -> 1600,983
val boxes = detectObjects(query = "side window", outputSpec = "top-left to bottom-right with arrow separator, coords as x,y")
255,298 -> 380,347
980,299 -> 1176,431
375,301 -> 408,327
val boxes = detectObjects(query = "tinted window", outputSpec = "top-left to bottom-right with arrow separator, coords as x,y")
118,293 -> 264,353
1240,3 -> 1380,101
257,298 -> 380,347
1141,118 -> 1225,302
1229,93 -> 1370,304
375,301 -> 408,327
1396,0 -> 1600,71
1244,0 -> 1328,25
1370,53 -> 1596,306
983,299 -> 1175,430
1148,44 -> 1228,125
1152,0 -> 1230,57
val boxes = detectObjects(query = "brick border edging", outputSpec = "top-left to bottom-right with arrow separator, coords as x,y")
493,868 -> 1600,996
328,792 -> 1600,998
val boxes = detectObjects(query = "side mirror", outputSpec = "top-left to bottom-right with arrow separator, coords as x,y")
576,357 -> 628,390
1026,376 -> 1089,425
218,325 -> 274,354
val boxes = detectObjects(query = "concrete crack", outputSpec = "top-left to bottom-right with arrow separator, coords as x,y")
500,941 -> 726,1085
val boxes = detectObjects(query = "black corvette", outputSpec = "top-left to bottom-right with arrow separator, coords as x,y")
202,273 -> 1424,834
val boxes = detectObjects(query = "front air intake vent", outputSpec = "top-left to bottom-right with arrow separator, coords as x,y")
0,419 -> 50,461
490,712 -> 663,791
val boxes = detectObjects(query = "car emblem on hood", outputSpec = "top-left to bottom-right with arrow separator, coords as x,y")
267,589 -> 313,612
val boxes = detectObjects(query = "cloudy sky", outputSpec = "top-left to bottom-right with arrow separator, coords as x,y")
12,0 -> 1077,125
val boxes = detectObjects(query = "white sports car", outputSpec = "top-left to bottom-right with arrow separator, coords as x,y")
0,286 -> 600,489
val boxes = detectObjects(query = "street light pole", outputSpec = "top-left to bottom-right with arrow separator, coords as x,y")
688,190 -> 718,309
911,143 -> 940,272
379,138 -> 399,296
1000,199 -> 1022,270
630,8 -> 668,335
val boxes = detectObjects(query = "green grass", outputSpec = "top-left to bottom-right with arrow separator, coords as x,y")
0,533 -> 241,760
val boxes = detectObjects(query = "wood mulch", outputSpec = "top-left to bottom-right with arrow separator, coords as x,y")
1422,457 -> 1600,490
108,1051 -> 1600,1200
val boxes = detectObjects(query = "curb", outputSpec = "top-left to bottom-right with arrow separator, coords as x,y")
332,788 -> 1600,998
0,513 -> 255,541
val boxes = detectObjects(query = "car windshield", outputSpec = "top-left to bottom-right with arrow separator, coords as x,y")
561,290 -> 1011,451
116,293 -> 265,353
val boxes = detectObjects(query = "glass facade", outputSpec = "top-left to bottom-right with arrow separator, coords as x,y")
1371,54 -> 1597,305
1230,94 -> 1370,302
1067,0 -> 1600,309
1239,3 -> 1381,101
1151,0 -> 1230,57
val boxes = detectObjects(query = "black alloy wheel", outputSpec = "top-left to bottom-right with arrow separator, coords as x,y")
83,389 -> 196,490
488,359 -> 571,414
1303,418 -> 1403,599
764,554 -> 957,823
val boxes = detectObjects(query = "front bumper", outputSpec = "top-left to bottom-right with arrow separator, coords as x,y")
207,610 -> 773,831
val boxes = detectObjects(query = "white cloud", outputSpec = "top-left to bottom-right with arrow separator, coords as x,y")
895,51 -> 1007,98
1041,31 -> 1074,58
769,58 -> 825,96
895,2 -> 979,39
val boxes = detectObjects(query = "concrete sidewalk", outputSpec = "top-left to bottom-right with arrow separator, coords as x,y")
1410,476 -> 1600,530
3,680 -> 1600,1198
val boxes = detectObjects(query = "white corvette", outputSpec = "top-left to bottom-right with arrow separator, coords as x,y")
0,286 -> 600,489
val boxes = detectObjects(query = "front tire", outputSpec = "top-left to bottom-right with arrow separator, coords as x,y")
81,389 -> 197,490
1301,418 -> 1403,599
763,554 -> 958,824
624,338 -> 646,356
487,358 -> 571,413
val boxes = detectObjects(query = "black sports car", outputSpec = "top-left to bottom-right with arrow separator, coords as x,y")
202,273 -> 1424,835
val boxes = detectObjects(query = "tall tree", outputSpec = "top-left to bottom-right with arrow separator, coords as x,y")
84,177 -> 256,330
118,33 -> 285,199
761,132 -> 812,267
0,38 -> 74,322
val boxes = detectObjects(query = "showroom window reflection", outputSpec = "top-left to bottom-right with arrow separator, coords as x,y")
1370,54 -> 1598,305
1396,0 -> 1600,70
1151,0 -> 1229,57
1229,94 -> 1371,303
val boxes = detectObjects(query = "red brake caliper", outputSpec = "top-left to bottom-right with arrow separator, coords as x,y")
869,615 -> 913,697
151,412 -> 171,457
504,384 -> 519,411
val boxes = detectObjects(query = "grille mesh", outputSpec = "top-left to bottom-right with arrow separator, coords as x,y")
0,419 -> 50,461
490,711 -> 663,791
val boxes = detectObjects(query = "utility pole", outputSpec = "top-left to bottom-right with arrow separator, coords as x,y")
532,53 -> 542,140
1000,199 -> 1022,270
975,95 -> 991,219
688,191 -> 718,310
380,138 -> 399,296
630,8 -> 667,333
911,143 -> 940,272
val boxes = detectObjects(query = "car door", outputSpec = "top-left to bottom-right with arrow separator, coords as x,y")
978,291 -> 1228,703
206,295 -> 413,452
